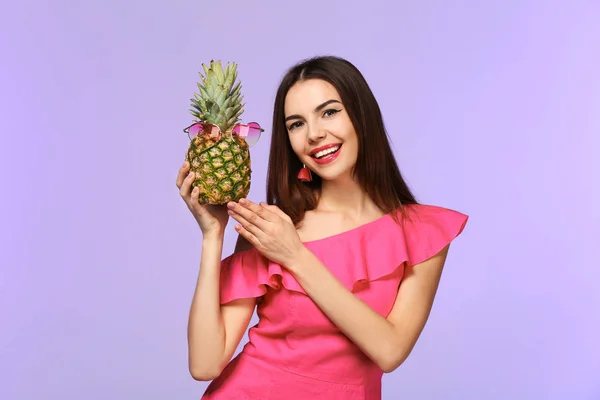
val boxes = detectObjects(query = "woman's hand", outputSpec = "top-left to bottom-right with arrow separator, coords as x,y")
227,199 -> 306,267
176,160 -> 229,238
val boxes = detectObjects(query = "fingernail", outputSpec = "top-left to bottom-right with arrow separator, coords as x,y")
227,202 -> 235,209
239,198 -> 246,205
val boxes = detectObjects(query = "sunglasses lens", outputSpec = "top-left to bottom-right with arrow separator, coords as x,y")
188,123 -> 222,140
207,124 -> 221,139
187,123 -> 203,138
233,122 -> 262,147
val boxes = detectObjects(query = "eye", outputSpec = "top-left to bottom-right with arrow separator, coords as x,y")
323,108 -> 341,118
288,121 -> 304,131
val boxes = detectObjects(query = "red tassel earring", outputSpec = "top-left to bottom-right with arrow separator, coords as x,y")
297,164 -> 312,182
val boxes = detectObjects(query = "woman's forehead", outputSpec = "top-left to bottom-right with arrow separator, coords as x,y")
284,79 -> 341,114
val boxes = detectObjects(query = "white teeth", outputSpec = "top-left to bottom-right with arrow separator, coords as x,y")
314,145 -> 340,159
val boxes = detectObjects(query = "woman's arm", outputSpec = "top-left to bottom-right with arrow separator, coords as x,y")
287,245 -> 450,373
187,234 -> 256,381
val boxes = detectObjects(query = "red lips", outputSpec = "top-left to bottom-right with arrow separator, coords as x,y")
311,144 -> 343,165
309,143 -> 343,157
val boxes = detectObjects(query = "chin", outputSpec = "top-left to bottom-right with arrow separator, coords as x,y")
312,164 -> 354,182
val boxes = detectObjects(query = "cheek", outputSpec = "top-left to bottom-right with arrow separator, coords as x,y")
343,130 -> 359,160
342,127 -> 358,147
339,118 -> 357,141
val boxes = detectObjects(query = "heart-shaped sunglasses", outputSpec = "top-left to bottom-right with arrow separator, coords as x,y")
183,121 -> 263,148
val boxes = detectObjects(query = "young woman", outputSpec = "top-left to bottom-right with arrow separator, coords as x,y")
176,56 -> 468,399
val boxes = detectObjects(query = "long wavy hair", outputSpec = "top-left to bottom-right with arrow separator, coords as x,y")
265,55 -> 418,226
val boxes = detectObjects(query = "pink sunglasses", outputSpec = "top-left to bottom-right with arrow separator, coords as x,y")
184,121 -> 263,148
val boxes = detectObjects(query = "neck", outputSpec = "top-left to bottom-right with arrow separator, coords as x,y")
316,174 -> 379,219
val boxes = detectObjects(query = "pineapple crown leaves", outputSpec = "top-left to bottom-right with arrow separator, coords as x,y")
189,60 -> 246,133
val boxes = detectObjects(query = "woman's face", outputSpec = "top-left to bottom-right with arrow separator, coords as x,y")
284,79 -> 358,182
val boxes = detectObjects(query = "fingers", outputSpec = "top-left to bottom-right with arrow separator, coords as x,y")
262,204 -> 292,223
176,161 -> 190,189
229,212 -> 260,237
227,203 -> 266,231
229,211 -> 264,248
240,199 -> 278,222
227,200 -> 271,231
180,169 -> 196,198
189,184 -> 201,209
234,222 -> 259,247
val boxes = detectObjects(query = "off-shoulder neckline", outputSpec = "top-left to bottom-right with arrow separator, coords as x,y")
300,212 -> 395,245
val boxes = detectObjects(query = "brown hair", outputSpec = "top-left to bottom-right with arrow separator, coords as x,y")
265,55 -> 418,226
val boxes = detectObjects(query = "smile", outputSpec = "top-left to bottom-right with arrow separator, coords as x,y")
310,144 -> 343,165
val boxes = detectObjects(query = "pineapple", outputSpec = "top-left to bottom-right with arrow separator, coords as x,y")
185,60 -> 251,204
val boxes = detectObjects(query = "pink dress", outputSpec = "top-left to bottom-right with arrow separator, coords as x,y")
201,204 -> 468,399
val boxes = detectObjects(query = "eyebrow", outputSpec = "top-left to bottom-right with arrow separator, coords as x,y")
284,99 -> 342,122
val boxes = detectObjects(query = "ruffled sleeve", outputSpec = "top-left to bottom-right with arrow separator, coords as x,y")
217,203 -> 468,303
219,248 -> 301,304
219,249 -> 266,304
400,204 -> 468,267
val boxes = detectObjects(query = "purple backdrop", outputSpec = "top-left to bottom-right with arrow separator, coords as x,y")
1,1 -> 598,399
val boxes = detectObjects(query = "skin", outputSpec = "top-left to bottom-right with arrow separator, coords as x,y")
177,78 -> 450,380
176,165 -> 255,381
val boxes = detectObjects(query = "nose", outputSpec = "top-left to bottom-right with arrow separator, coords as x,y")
307,123 -> 326,144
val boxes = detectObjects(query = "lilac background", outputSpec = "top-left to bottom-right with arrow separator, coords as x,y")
1,1 -> 599,399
